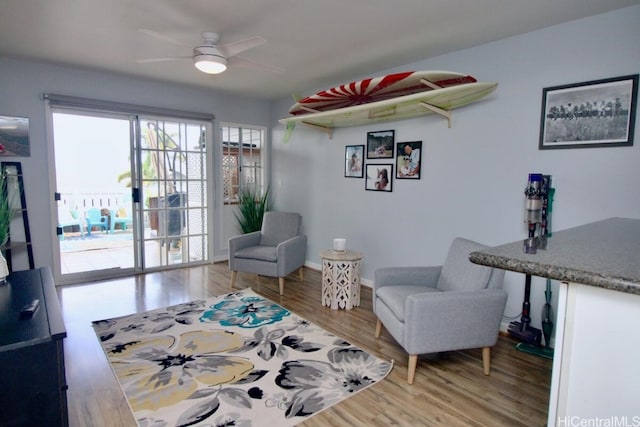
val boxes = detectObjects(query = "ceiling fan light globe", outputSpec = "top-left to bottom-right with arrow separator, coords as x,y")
194,54 -> 227,74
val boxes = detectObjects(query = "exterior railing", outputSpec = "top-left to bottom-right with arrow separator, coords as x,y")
58,192 -> 131,216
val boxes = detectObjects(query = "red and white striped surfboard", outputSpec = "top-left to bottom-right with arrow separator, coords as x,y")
279,81 -> 498,130
288,70 -> 477,115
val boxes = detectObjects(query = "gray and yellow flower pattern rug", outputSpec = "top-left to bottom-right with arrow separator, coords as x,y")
92,289 -> 393,427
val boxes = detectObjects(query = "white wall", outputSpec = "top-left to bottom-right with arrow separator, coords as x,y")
0,57 -> 271,270
270,5 -> 640,332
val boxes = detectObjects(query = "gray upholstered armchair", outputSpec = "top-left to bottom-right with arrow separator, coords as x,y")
229,211 -> 307,296
373,237 -> 507,384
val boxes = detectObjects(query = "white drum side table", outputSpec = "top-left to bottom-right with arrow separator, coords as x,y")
320,249 -> 363,310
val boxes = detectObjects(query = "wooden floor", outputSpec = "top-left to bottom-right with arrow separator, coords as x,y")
57,263 -> 552,427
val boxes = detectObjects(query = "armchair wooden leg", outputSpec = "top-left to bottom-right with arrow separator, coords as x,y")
482,347 -> 491,375
408,354 -> 418,385
375,319 -> 382,338
298,267 -> 304,281
229,271 -> 237,290
278,277 -> 285,296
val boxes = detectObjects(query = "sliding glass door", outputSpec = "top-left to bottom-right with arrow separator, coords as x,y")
53,111 -> 136,282
51,109 -> 210,284
137,117 -> 208,269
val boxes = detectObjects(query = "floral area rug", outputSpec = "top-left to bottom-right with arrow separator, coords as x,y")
92,289 -> 393,427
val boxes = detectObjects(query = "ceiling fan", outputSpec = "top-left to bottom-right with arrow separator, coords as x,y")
137,30 -> 284,75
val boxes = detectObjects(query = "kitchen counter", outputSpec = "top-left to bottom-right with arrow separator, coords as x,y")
468,217 -> 640,425
469,217 -> 640,295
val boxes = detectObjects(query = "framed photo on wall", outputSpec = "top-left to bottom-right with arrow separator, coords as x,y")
366,129 -> 394,159
345,145 -> 364,178
396,141 -> 422,179
539,74 -> 638,149
365,164 -> 393,192
0,115 -> 30,157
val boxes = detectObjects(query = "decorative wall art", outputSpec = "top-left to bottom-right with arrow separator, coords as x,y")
0,115 -> 30,157
365,164 -> 393,192
539,74 -> 638,149
395,141 -> 422,179
366,130 -> 394,159
345,145 -> 364,178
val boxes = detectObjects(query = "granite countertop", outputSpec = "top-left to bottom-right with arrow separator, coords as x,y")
469,217 -> 640,295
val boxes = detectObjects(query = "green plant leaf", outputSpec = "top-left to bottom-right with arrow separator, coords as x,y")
234,186 -> 271,233
0,169 -> 21,247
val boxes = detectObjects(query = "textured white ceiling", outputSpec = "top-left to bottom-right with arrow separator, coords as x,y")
1,0 -> 638,99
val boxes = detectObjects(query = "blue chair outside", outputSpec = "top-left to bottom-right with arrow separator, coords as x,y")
110,209 -> 133,232
58,209 -> 86,239
86,208 -> 109,233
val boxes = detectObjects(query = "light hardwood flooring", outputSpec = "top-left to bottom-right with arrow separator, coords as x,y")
57,263 -> 552,426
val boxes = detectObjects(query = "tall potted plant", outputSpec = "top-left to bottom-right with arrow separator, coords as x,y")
234,186 -> 271,233
0,170 -> 13,281
0,169 -> 13,247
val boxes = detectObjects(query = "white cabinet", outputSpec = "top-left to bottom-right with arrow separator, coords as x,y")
548,282 -> 640,426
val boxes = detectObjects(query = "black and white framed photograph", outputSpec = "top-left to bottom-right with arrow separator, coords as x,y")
539,74 -> 638,149
0,115 -> 30,157
396,141 -> 422,179
345,145 -> 364,178
365,164 -> 393,192
366,129 -> 394,159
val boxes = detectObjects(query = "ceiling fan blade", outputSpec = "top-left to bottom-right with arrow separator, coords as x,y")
218,36 -> 266,58
229,56 -> 285,74
139,28 -> 185,47
136,56 -> 190,64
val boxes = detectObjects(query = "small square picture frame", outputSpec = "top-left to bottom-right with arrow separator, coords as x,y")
365,164 -> 393,192
366,129 -> 394,159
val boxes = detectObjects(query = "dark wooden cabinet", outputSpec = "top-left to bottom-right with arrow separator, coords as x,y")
0,267 -> 68,426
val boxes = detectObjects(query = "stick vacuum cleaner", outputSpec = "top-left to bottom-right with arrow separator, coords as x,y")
507,173 -> 553,348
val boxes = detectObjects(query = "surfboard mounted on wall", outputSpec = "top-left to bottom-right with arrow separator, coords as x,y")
280,75 -> 498,139
288,70 -> 478,116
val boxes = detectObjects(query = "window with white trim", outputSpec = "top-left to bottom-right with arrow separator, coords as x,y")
222,124 -> 265,204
